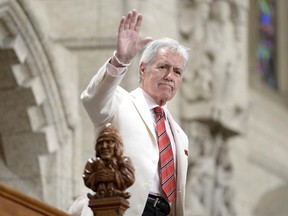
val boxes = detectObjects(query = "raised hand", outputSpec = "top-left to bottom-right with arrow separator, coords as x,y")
112,9 -> 153,67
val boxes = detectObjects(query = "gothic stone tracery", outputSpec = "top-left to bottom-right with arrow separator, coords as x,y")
179,0 -> 249,215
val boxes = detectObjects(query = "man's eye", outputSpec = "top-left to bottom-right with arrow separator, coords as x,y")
175,70 -> 182,76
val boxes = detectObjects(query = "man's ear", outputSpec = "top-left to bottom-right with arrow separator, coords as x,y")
139,62 -> 146,79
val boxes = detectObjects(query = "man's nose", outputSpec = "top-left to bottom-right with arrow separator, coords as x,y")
164,67 -> 174,80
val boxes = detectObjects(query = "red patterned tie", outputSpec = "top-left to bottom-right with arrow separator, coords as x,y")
154,106 -> 176,202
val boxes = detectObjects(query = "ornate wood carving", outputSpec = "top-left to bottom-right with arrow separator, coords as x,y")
83,123 -> 135,216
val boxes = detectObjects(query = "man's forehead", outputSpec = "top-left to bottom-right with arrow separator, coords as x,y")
156,50 -> 185,67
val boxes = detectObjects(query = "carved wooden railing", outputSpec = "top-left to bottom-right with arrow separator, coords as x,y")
0,183 -> 70,216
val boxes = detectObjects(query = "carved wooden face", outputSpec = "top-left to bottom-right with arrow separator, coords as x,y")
96,137 -> 116,160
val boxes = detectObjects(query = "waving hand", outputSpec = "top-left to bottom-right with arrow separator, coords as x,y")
111,9 -> 153,67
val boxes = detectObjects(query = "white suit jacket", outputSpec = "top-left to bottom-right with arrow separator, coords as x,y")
80,62 -> 189,216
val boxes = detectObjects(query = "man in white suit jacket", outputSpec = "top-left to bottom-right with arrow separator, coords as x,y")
77,9 -> 189,216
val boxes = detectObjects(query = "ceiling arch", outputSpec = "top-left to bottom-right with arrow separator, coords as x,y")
0,0 -> 72,204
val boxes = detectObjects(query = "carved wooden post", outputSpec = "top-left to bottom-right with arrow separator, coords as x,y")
88,197 -> 129,216
83,123 -> 135,216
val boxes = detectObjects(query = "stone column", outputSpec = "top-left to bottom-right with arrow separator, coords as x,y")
178,0 -> 249,215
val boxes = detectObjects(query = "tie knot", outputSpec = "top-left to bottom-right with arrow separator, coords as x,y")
153,106 -> 164,119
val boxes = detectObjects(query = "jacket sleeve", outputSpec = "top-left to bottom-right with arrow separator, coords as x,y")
80,60 -> 127,126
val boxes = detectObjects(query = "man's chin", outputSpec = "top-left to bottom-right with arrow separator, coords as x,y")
158,94 -> 173,104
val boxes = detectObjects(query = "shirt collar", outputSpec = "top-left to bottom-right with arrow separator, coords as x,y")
139,88 -> 168,118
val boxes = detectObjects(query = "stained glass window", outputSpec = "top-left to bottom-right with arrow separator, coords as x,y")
256,0 -> 277,88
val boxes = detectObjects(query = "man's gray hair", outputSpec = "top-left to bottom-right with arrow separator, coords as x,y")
140,37 -> 189,69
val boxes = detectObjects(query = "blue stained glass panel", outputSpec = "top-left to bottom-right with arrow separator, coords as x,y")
256,0 -> 277,89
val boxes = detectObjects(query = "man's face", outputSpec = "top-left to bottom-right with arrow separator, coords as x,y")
140,48 -> 185,106
97,137 -> 116,160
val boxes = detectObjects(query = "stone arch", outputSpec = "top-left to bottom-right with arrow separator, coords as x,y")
0,0 -> 75,208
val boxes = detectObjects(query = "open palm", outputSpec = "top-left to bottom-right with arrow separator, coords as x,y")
116,10 -> 152,63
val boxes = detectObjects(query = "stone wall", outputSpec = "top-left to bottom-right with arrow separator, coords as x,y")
0,0 -> 78,209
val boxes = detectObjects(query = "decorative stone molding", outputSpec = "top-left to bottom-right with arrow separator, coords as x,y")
178,0 -> 249,215
0,0 -> 76,209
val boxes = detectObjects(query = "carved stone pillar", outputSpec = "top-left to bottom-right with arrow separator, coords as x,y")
178,0 -> 249,215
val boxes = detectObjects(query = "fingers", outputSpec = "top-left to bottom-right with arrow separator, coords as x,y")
118,9 -> 142,32
118,16 -> 126,33
129,10 -> 137,29
134,15 -> 143,32
124,11 -> 133,30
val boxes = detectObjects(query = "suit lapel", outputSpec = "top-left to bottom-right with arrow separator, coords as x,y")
166,111 -> 186,177
166,111 -> 183,146
130,88 -> 157,141
130,88 -> 187,166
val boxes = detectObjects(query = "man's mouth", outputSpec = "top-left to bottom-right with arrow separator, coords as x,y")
159,83 -> 173,90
